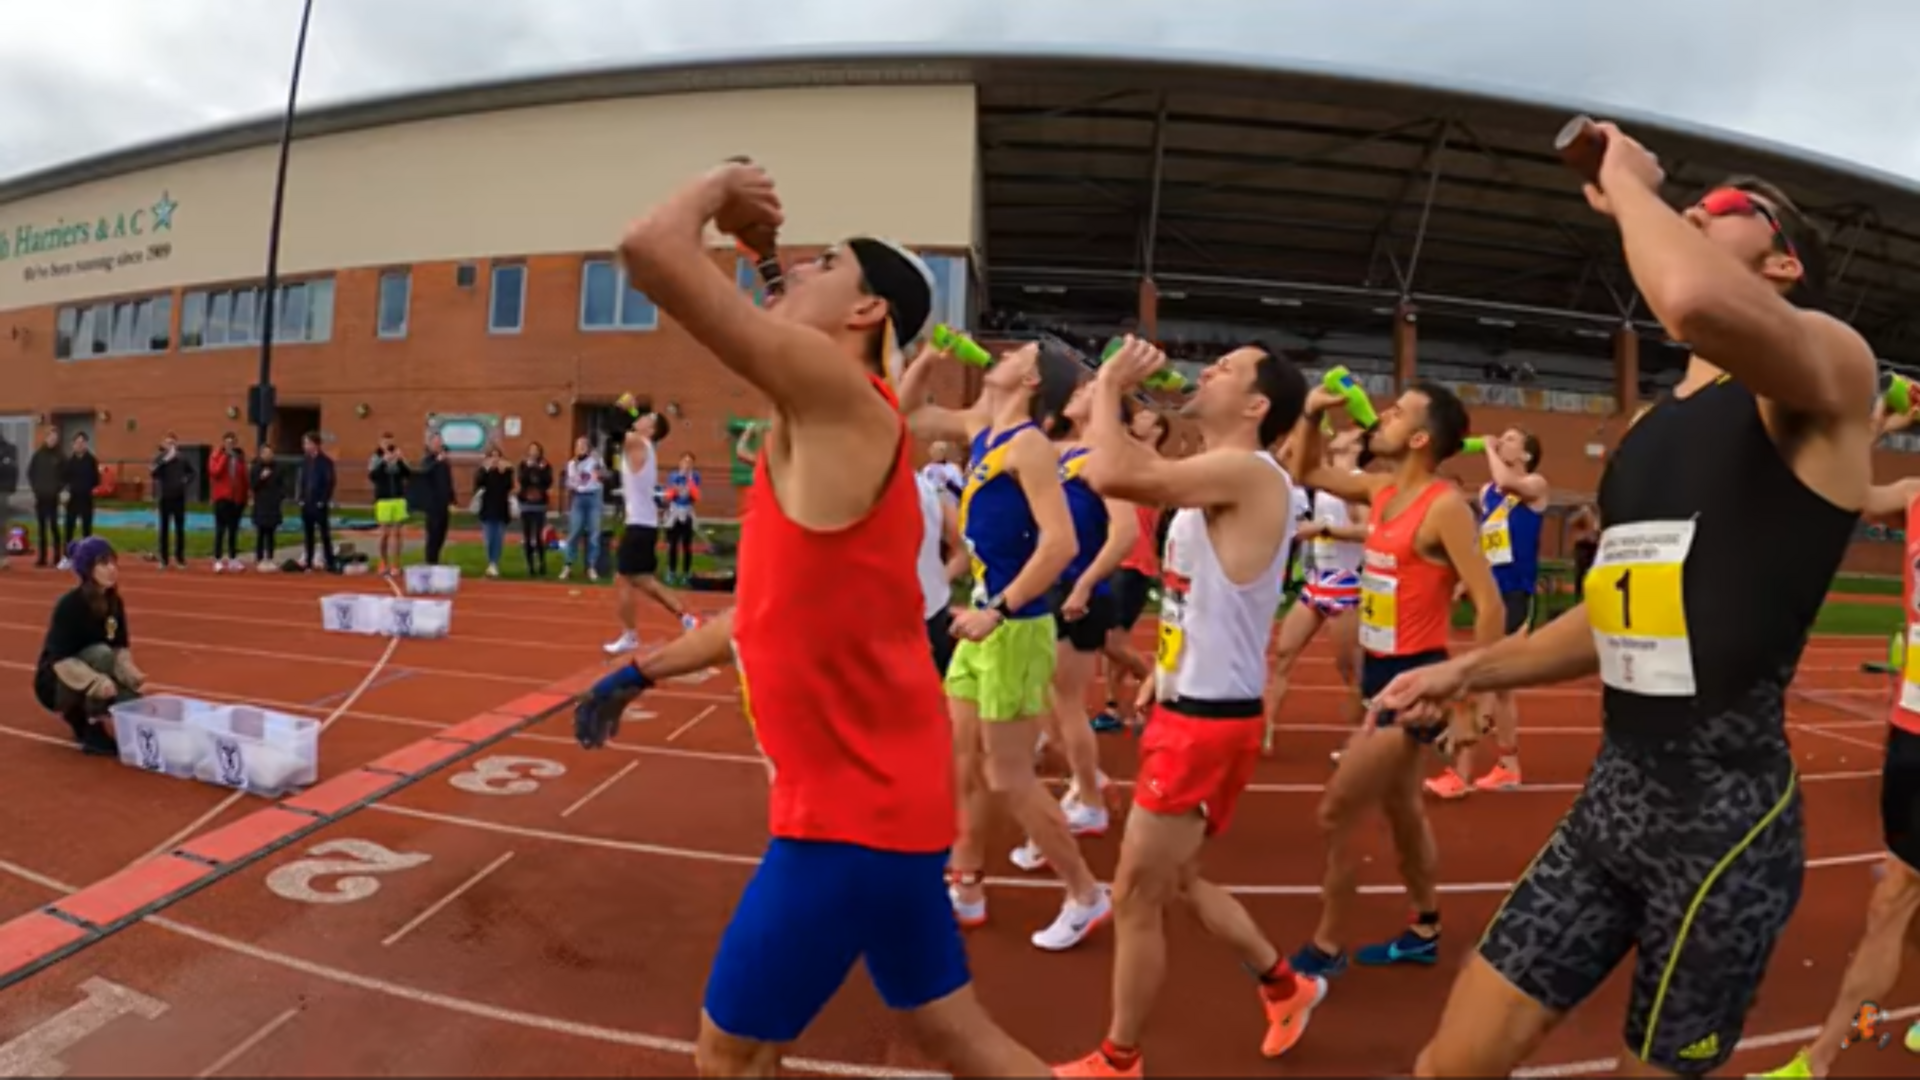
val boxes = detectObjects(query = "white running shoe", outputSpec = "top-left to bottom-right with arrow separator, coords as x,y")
603,631 -> 638,656
949,887 -> 987,929
1031,886 -> 1112,952
1064,800 -> 1110,838
1010,840 -> 1048,873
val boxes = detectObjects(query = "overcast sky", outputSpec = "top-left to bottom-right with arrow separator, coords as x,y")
3,0 -> 1912,184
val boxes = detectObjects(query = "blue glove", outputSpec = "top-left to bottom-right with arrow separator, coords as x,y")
574,663 -> 652,750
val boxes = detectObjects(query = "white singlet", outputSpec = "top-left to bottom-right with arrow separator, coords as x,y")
914,474 -> 951,621
621,439 -> 659,528
1307,488 -> 1364,575
1155,453 -> 1294,703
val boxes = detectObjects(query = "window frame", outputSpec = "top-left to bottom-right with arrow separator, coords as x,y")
577,257 -> 659,332
376,269 -> 411,340
489,263 -> 527,336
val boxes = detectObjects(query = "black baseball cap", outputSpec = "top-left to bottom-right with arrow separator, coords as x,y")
846,237 -> 934,350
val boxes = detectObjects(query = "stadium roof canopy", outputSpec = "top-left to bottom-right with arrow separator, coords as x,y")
10,44 -> 1920,368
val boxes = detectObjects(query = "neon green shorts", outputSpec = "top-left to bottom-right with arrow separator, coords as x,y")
943,613 -> 1055,722
375,499 -> 410,526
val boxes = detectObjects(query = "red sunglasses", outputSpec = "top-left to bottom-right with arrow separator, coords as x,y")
1697,187 -> 1798,258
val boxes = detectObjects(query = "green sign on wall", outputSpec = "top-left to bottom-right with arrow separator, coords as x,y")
1,192 -> 178,262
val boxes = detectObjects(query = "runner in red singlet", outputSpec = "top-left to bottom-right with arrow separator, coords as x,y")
578,161 -> 1049,1077
1095,410 -> 1171,731
1762,401 -> 1920,1079
1281,380 -> 1504,986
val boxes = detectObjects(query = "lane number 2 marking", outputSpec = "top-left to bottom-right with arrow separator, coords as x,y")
265,839 -> 432,905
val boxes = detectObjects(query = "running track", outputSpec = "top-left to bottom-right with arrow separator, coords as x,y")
0,566 -> 1914,1076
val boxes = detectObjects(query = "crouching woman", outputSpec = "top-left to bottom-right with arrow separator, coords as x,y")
34,538 -> 146,754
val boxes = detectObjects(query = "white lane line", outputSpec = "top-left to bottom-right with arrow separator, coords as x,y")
381,851 -> 516,948
665,705 -> 717,743
194,1007 -> 302,1077
560,762 -> 639,819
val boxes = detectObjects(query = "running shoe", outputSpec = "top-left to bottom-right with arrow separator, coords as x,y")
603,631 -> 639,656
1090,709 -> 1125,733
1423,769 -> 1471,800
1750,1049 -> 1812,1078
1288,943 -> 1348,981
680,612 -> 702,631
1053,1049 -> 1141,1078
1473,762 -> 1523,792
1031,887 -> 1112,951
1259,973 -> 1327,1059
1354,927 -> 1440,967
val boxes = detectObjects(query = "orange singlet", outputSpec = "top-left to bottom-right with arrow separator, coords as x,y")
1357,481 -> 1457,658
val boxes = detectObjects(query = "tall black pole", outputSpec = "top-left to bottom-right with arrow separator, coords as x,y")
251,0 -> 316,451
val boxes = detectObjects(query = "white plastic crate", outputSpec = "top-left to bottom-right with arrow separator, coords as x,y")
319,594 -> 389,635
403,564 -> 461,596
383,597 -> 452,639
186,704 -> 320,798
111,695 -> 222,779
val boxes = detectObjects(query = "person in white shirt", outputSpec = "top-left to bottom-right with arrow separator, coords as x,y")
558,437 -> 606,582
914,471 -> 967,676
605,412 -> 698,655
1057,338 -> 1326,1076
1265,428 -> 1369,753
919,441 -> 966,508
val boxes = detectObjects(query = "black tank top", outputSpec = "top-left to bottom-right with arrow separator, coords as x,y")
1595,376 -> 1857,760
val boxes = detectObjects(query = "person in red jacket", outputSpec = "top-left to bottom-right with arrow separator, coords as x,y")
210,433 -> 250,572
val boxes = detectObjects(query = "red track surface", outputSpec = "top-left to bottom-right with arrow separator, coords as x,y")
0,565 -> 1915,1077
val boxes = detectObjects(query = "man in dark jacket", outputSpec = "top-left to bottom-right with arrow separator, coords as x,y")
61,433 -> 100,566
299,432 -> 337,572
0,429 -> 16,571
415,433 -> 455,566
151,433 -> 196,570
28,430 -> 63,568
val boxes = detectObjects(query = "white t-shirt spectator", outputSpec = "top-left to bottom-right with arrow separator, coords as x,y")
566,455 -> 604,496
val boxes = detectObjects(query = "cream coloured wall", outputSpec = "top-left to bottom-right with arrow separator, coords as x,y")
0,83 -> 978,313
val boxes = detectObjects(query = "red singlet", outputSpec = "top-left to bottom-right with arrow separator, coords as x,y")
1122,504 -> 1160,575
1893,493 -> 1920,736
730,376 -> 956,853
1358,481 -> 1457,658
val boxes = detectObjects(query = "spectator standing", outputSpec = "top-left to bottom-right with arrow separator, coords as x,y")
208,433 -> 249,572
251,445 -> 288,571
662,451 -> 701,586
298,433 -> 337,572
473,443 -> 515,578
151,433 -> 196,571
559,436 -> 605,582
516,442 -> 553,577
369,433 -> 411,576
416,434 -> 455,566
61,433 -> 99,566
0,428 -> 16,572
28,430 -> 62,569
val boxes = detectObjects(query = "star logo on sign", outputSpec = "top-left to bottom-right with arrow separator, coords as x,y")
151,192 -> 178,231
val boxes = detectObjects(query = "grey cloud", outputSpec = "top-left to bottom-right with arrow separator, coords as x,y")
1,0 -> 1914,181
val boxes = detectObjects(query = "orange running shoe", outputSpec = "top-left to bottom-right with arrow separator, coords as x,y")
1054,1050 -> 1142,1078
1473,762 -> 1522,792
1260,974 -> 1327,1059
1423,769 -> 1471,800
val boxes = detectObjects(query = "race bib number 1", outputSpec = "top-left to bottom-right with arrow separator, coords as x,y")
1358,571 -> 1397,654
1585,520 -> 1696,697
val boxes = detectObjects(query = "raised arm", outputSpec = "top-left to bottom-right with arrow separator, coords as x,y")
1286,390 -> 1384,505
618,164 -> 882,425
899,346 -> 990,444
1594,124 -> 1876,418
1080,341 -> 1278,510
1484,443 -> 1549,504
1866,478 -> 1920,522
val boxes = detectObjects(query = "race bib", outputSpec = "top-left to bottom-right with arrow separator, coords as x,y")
1359,570 -> 1397,654
1480,522 -> 1514,566
1311,536 -> 1336,569
1156,592 -> 1186,674
1585,520 -> 1695,697
1901,624 -> 1920,714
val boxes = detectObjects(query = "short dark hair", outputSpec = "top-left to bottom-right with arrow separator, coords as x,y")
302,431 -> 320,447
647,411 -> 672,444
1719,175 -> 1830,306
1410,380 -> 1469,463
1505,427 -> 1543,472
1246,341 -> 1308,449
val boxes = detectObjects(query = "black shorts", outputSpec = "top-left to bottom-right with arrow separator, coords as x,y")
1363,649 -> 1449,744
1884,727 -> 1920,872
1478,742 -> 1803,1074
1052,586 -> 1117,653
617,524 -> 659,577
1501,589 -> 1535,636
1112,568 -> 1155,631
926,610 -> 956,679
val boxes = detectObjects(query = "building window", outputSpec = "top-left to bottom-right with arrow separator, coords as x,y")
578,258 -> 658,331
490,264 -> 526,334
181,279 -> 335,351
922,253 -> 969,333
53,293 -> 173,360
376,270 -> 410,339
